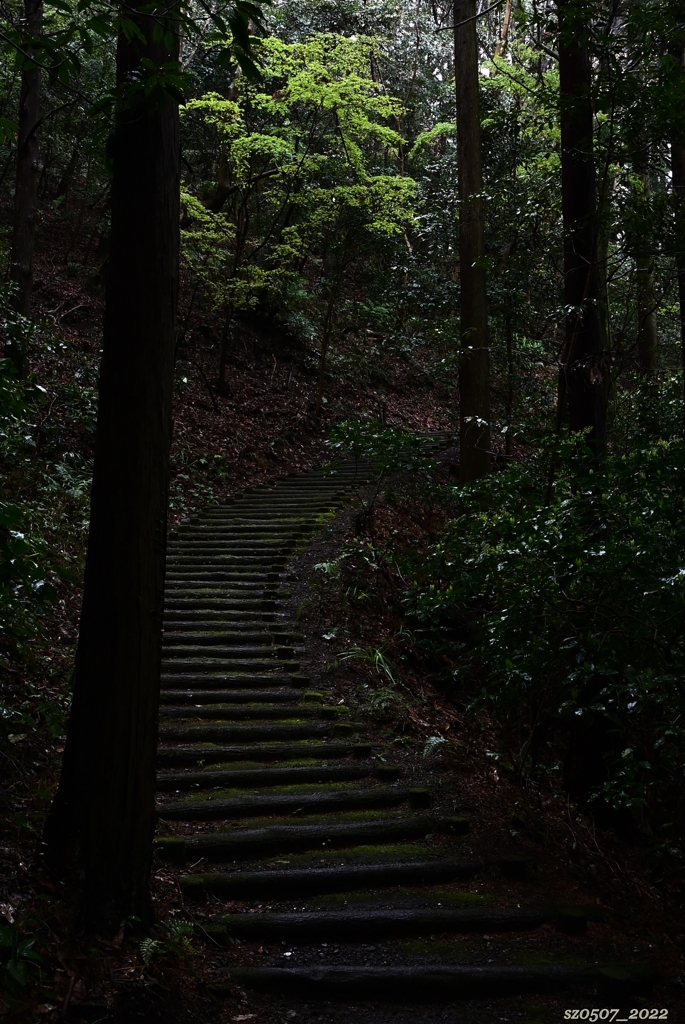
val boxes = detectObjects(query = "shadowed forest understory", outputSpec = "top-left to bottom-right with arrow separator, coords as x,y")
1,0 -> 685,1020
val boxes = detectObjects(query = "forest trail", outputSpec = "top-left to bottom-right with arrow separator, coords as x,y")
155,450 -> 654,1022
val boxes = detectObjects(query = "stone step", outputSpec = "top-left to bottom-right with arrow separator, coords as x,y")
157,786 -> 421,820
157,722 -> 348,743
160,674 -> 298,688
180,856 -> 481,899
165,572 -> 280,582
159,691 -> 300,706
162,598 -> 274,606
163,632 -> 302,645
213,963 -> 655,1000
161,656 -> 298,671
164,582 -> 276,592
156,741 -> 373,767
157,815 -> 468,863
206,906 -> 580,943
162,619 -> 279,630
162,633 -> 279,646
156,763 -> 398,792
158,703 -> 341,720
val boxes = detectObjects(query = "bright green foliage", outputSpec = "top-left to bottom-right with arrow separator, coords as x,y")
181,33 -> 415,342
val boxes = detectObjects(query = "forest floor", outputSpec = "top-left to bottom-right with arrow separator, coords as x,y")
1,211 -> 684,1021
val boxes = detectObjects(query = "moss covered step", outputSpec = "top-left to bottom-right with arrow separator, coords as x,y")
163,631 -> 303,645
205,906 -> 576,943
157,722 -> 357,743
158,704 -> 343,720
161,655 -> 298,672
159,673 -> 298,688
164,599 -> 278,610
214,964 -> 655,1000
156,741 -> 373,766
157,786 -> 419,821
162,621 -> 281,633
180,857 -> 481,899
157,815 -> 468,862
158,689 -> 303,705
156,763 -> 398,792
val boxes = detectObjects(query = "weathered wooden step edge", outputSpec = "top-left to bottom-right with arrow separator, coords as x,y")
205,905 -> 600,942
158,689 -> 304,706
157,815 -> 468,863
180,857 -> 481,899
156,741 -> 374,766
157,722 -> 357,742
156,763 -> 400,791
157,786 -> 430,820
158,703 -> 342,720
211,963 -> 655,1000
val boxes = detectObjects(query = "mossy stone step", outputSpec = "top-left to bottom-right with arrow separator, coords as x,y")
157,786 -> 418,821
180,857 -> 481,900
158,704 -> 343,721
157,815 -> 468,862
157,722 -> 340,743
215,963 -> 655,1000
206,905 -> 569,943
156,763 -> 398,792
161,654 -> 298,669
163,633 -> 286,646
156,741 -> 373,766
158,689 -> 303,705
160,674 -> 298,688
157,724 -> 333,741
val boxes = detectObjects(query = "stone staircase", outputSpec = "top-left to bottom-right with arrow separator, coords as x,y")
156,449 -> 654,1016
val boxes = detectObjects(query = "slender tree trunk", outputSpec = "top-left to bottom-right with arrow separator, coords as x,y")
557,0 -> 607,453
672,39 -> 685,433
43,11 -> 180,932
7,0 -> 42,376
631,153 -> 658,372
454,0 -> 490,481
494,0 -> 512,58
315,289 -> 336,416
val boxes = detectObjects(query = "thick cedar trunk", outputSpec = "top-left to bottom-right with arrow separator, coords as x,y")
7,0 -> 42,376
454,0 -> 490,482
557,0 -> 607,452
43,15 -> 179,931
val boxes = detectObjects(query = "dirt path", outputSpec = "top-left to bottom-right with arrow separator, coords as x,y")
156,454 -> 659,1024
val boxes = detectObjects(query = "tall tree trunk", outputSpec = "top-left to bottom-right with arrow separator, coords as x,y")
557,0 -> 607,453
454,0 -> 490,482
7,0 -> 42,376
43,12 -> 180,932
494,0 -> 512,58
632,152 -> 658,372
672,41 -> 685,433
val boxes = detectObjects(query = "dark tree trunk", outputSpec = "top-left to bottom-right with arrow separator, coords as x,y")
7,0 -> 42,376
673,41 -> 685,433
454,0 -> 490,482
557,0 -> 607,452
43,12 -> 180,932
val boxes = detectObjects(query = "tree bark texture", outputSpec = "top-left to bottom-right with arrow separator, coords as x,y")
454,0 -> 490,482
672,41 -> 685,432
557,0 -> 607,452
632,161 -> 658,371
44,16 -> 180,932
7,0 -> 42,376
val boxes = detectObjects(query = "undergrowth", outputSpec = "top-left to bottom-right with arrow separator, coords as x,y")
328,415 -> 685,860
